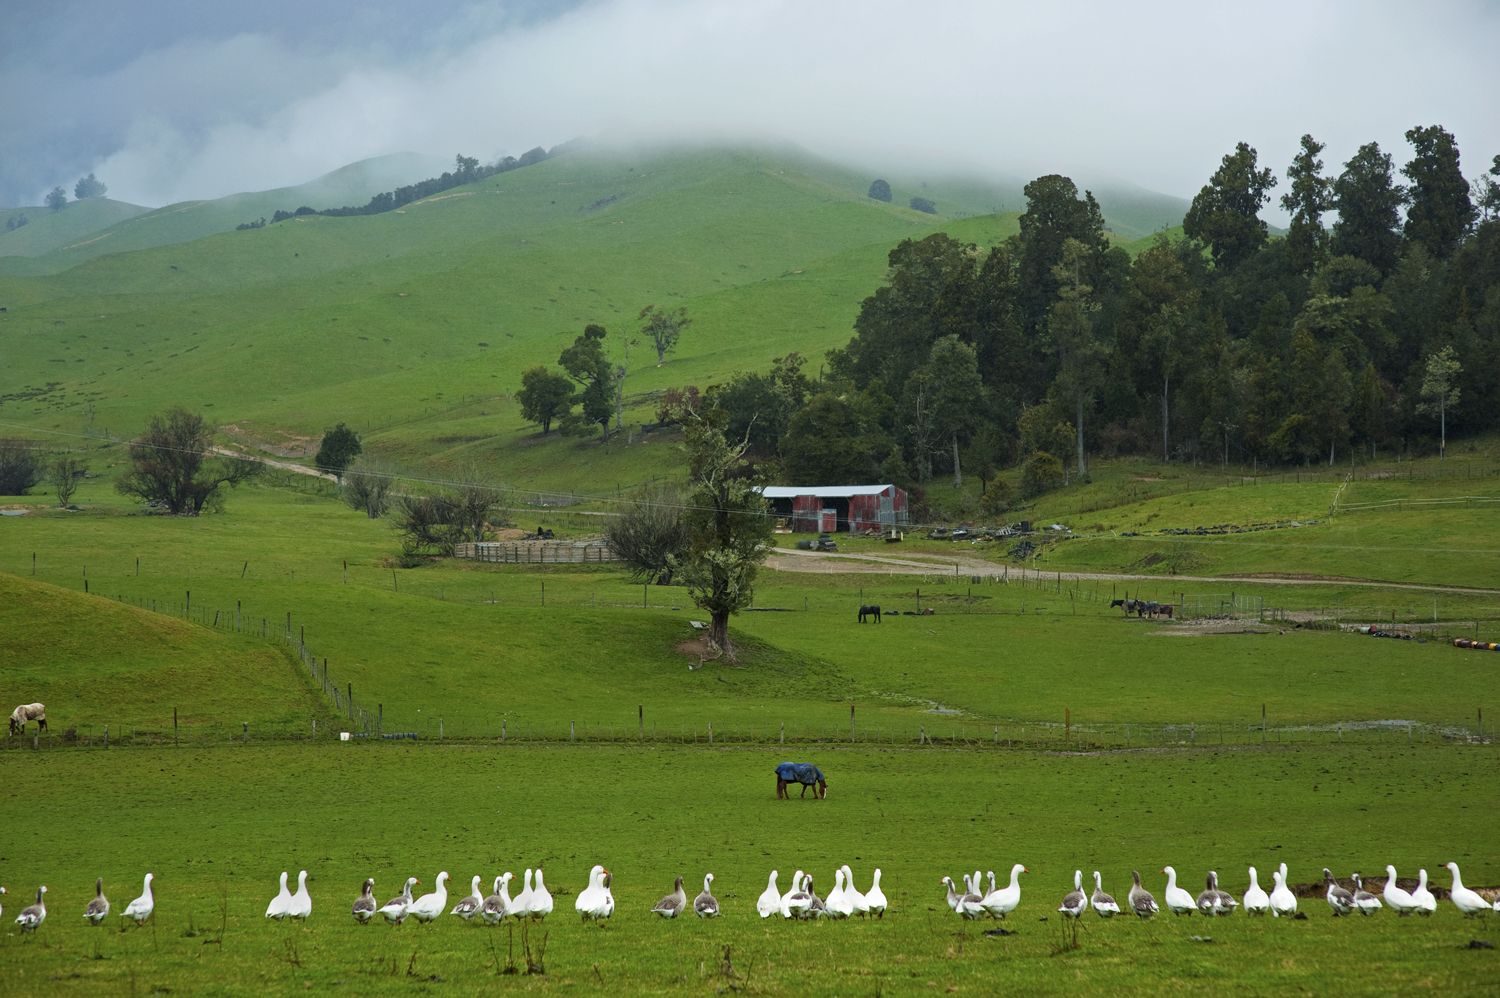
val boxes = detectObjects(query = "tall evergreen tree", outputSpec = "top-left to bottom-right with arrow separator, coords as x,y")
1402,125 -> 1476,259
1331,142 -> 1406,275
1184,142 -> 1277,271
1016,175 -> 1106,333
1281,134 -> 1333,275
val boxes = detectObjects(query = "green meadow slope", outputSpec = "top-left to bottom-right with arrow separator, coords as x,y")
0,198 -> 151,258
0,144 -> 1189,492
0,573 -> 330,730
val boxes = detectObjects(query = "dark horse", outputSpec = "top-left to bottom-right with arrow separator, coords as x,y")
776,762 -> 827,799
858,605 -> 882,623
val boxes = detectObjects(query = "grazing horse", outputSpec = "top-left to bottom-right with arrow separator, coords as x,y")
858,605 -> 882,623
9,703 -> 46,736
775,762 -> 827,800
1156,604 -> 1174,618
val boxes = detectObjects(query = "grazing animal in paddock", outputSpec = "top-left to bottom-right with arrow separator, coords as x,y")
85,878 -> 110,925
858,604 -> 882,623
775,762 -> 827,799
10,703 -> 47,736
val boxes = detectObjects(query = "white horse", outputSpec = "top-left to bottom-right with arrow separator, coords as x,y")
10,703 -> 46,736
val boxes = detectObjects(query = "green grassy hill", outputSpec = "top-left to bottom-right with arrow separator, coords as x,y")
0,142 -> 1193,495
0,152 -> 448,276
0,573 -> 330,733
0,197 -> 151,258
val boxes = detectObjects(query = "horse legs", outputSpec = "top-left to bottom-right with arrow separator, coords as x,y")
776,778 -> 786,799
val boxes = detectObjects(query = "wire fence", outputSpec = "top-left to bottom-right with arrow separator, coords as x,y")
5,712 -> 1492,752
9,586 -> 1489,756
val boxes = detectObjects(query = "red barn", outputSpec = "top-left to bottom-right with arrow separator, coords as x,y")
760,485 -> 909,533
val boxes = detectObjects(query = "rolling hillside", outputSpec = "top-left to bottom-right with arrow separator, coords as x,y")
0,143 -> 1189,490
0,152 -> 448,274
0,197 -> 151,258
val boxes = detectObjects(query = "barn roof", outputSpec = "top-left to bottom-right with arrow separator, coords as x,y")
758,485 -> 894,498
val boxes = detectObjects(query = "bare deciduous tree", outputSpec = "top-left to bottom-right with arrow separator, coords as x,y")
603,482 -> 690,584
342,459 -> 393,518
49,453 -> 86,507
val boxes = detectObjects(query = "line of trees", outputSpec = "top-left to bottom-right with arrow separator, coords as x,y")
672,126 -> 1498,513
269,140 -> 587,224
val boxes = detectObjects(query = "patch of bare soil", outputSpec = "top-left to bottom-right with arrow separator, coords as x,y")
1150,620 -> 1278,636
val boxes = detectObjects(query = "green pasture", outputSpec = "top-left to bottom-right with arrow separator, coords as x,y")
0,742 -> 1495,997
4,469 -> 1499,745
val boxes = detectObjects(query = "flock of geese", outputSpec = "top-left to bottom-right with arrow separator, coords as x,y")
6,861 -> 1495,934
1049,863 -> 1494,921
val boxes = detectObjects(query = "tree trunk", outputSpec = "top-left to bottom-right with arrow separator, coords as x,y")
657,344 -> 666,366
952,436 -> 962,489
1162,376 -> 1170,462
709,610 -> 731,653
1076,396 -> 1085,477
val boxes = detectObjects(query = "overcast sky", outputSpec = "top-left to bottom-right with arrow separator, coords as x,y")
5,0 -> 1498,216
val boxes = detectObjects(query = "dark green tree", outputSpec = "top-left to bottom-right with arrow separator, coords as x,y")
867,179 -> 892,202
780,388 -> 892,485
1048,238 -> 1106,476
921,335 -> 986,486
559,324 -> 615,438
1016,175 -> 1107,332
516,366 -> 575,434
669,409 -> 775,654
314,423 -> 362,480
1331,142 -> 1406,274
115,407 -> 260,514
1401,125 -> 1476,259
1183,142 -> 1277,270
342,458 -> 393,518
909,197 -> 937,214
73,173 -> 107,199
1348,361 -> 1390,457
0,439 -> 43,495
1281,134 -> 1333,275
45,187 -> 67,211
1475,155 -> 1500,223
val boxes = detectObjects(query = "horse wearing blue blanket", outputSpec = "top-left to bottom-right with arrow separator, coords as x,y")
775,762 -> 827,799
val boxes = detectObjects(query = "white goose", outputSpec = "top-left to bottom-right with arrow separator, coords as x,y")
1381,866 -> 1418,916
452,875 -> 484,921
1351,874 -> 1382,916
1444,862 -> 1490,917
841,866 -> 870,917
981,864 -> 1026,919
693,874 -> 720,918
1242,867 -> 1270,915
1058,870 -> 1087,919
1411,869 -> 1437,916
265,871 -> 293,920
481,873 -> 513,924
122,873 -> 154,925
780,870 -> 806,918
865,869 -> 888,919
824,869 -> 852,919
379,877 -> 419,925
408,872 -> 449,924
527,869 -> 554,920
352,879 -> 378,923
757,871 -> 782,918
1162,866 -> 1196,915
85,878 -> 110,925
286,871 -> 312,920
576,866 -> 613,924
510,870 -> 534,920
1269,868 -> 1297,917
1090,872 -> 1121,918
15,885 -> 47,932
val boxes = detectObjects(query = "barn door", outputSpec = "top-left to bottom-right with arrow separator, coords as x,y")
821,509 -> 837,532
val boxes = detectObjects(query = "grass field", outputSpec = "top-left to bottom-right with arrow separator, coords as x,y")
1,742 -> 1495,997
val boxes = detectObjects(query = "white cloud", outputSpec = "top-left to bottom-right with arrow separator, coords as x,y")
45,0 -> 1500,210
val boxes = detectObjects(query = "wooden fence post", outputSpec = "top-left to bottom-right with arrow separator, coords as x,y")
638,704 -> 643,742
174,707 -> 178,747
378,704 -> 383,738
1065,708 -> 1070,749
850,704 -> 855,743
